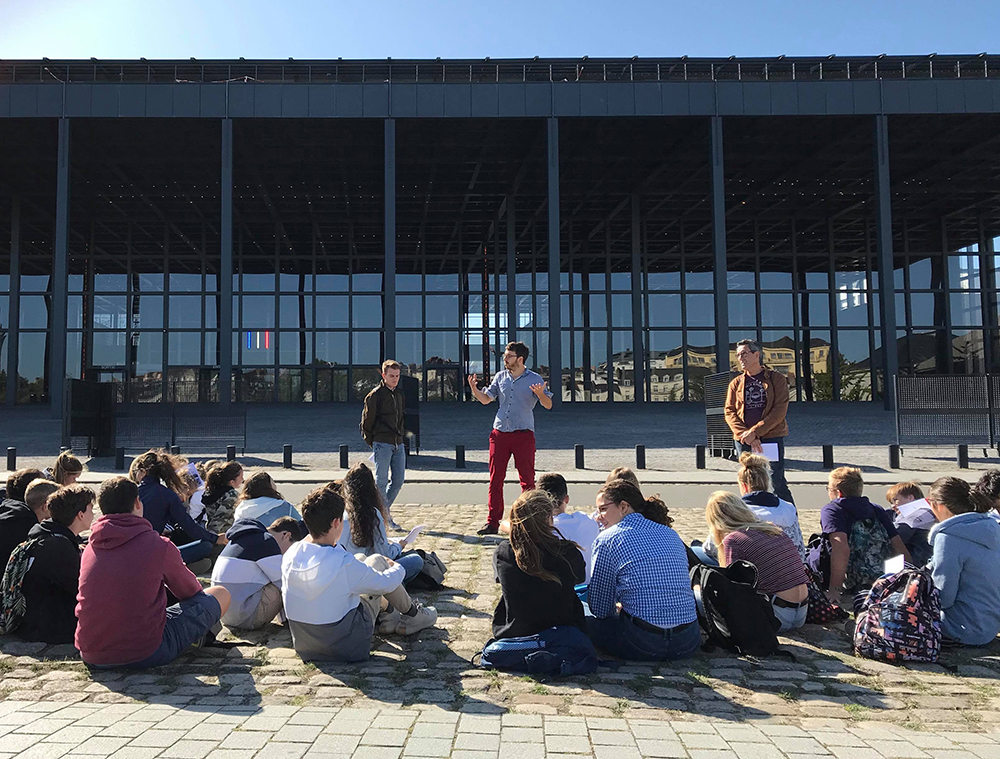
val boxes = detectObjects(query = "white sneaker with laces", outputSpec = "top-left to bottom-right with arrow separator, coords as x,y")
376,606 -> 402,635
395,602 -> 437,635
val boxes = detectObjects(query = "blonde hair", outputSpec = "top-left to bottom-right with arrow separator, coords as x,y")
53,450 -> 85,485
737,452 -> 771,493
705,490 -> 782,550
829,466 -> 864,498
606,466 -> 639,488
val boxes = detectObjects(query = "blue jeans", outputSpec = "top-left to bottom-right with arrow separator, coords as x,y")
397,552 -> 425,584
736,437 -> 794,505
179,540 -> 214,565
689,543 -> 719,567
373,442 -> 406,509
586,613 -> 701,661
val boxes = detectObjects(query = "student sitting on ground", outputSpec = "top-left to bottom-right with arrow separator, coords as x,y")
588,479 -> 699,660
974,470 -> 1000,523
704,491 -> 809,632
132,450 -> 226,567
211,516 -> 303,630
50,450 -> 85,486
0,469 -> 49,570
537,473 -> 600,582
887,481 -> 935,566
76,476 -> 231,669
821,466 -> 911,608
281,484 -> 437,662
9,485 -> 94,643
493,489 -> 586,639
233,472 -> 300,526
927,477 -> 1000,646
202,461 -> 244,535
338,463 -> 423,584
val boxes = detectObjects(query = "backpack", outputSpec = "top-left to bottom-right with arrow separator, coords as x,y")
474,625 -> 599,677
845,518 -> 892,593
405,549 -> 447,590
690,560 -> 780,657
805,533 -> 831,590
853,567 -> 942,663
0,538 -> 41,635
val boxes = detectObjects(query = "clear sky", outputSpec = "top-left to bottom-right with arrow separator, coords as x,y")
1,0 -> 996,60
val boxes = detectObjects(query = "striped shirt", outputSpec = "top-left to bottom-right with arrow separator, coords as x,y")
589,512 -> 696,630
721,529 -> 807,595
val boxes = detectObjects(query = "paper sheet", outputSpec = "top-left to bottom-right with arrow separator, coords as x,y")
895,498 -> 937,529
401,524 -> 427,547
760,442 -> 780,462
884,554 -> 905,574
895,498 -> 929,520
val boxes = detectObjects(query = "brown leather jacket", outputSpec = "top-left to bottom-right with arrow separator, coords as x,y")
360,382 -> 406,446
724,367 -> 790,440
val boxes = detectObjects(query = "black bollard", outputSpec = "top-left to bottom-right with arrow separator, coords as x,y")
635,444 -> 646,470
115,447 -> 125,471
888,444 -> 900,470
283,444 -> 293,469
6,447 -> 15,471
822,444 -> 834,470
227,445 -> 236,462
170,445 -> 181,456
695,444 -> 706,470
575,444 -> 584,469
339,444 -> 349,470
456,445 -> 466,469
958,444 -> 969,469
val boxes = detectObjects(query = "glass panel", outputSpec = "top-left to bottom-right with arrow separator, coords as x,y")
910,293 -> 943,327
727,270 -> 755,290
648,330 -> 683,402
588,294 -> 607,329
203,332 -> 218,366
95,273 -> 127,292
397,274 -> 422,291
351,366 -> 381,401
426,331 -> 460,363
684,264 -> 713,291
728,294 -> 756,327
169,273 -> 202,292
895,293 -> 906,327
139,273 -> 164,292
610,272 -> 631,291
648,270 -> 680,290
67,296 -> 83,329
759,269 -> 792,290
241,330 -> 274,366
168,333 -> 203,366
610,330 -> 630,402
315,332 -> 348,366
804,269 -> 829,290
353,332 -> 381,364
647,294 -> 681,327
352,296 -> 383,328
315,295 -> 349,328
279,332 -> 312,365
426,295 -> 458,328
68,275 -> 83,292
94,296 -> 128,330
837,330 -> 873,400
761,331 -> 796,400
20,275 -> 50,293
316,367 -> 349,402
760,293 -> 794,327
798,292 -> 829,327
93,332 -> 127,367
396,332 -> 423,384
950,291 -> 983,326
426,274 -> 458,292
834,286 -> 870,327
242,295 -> 276,329
315,274 -> 349,292
905,330 -> 948,375
907,257 -> 938,289
352,273 -> 382,292
610,294 -> 631,328
135,295 -> 164,329
66,333 -> 82,379
684,331 -> 717,401
133,332 -> 163,378
948,254 -> 980,289
242,273 -> 275,292
205,296 -> 218,329
686,295 -> 715,328
279,295 -> 313,329
396,296 -> 422,328
278,368 -> 313,402
802,330 -> 833,401
168,296 -> 202,329
17,332 -> 48,404
279,273 -> 313,292
589,330 -> 609,402
953,330 -> 985,375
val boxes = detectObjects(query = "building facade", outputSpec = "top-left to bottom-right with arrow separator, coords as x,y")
1,56 -> 998,415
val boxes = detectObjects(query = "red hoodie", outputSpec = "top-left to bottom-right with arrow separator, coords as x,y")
75,512 -> 203,665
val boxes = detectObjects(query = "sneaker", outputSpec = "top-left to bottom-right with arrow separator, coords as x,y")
376,606 -> 402,635
388,519 -> 405,533
186,558 -> 212,576
395,602 -> 437,635
476,523 -> 499,536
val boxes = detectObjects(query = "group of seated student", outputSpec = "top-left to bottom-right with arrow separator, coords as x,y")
280,482 -> 437,661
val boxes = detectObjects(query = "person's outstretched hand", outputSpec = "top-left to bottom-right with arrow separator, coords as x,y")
530,381 -> 548,397
467,373 -> 479,390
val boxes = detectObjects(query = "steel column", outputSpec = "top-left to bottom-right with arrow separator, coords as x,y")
506,197 -> 517,346
547,118 -> 562,406
631,194 -> 644,404
49,119 -> 70,418
874,114 -> 899,410
709,117 -> 730,375
6,198 -> 20,406
219,119 -> 234,409
384,119 -> 397,360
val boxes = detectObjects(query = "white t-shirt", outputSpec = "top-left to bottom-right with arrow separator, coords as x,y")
553,511 -> 601,583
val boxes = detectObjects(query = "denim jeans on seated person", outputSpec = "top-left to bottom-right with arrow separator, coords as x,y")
586,612 -> 701,661
397,551 -> 425,584
688,542 -> 719,568
179,539 -> 214,565
770,596 -> 808,632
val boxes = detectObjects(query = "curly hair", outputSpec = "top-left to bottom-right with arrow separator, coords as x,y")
205,461 -> 243,495
509,489 -> 579,583
597,479 -> 672,527
341,463 -> 383,549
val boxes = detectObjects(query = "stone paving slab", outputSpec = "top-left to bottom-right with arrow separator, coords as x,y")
2,504 -> 1000,744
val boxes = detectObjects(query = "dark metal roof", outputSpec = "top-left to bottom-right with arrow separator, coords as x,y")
2,55 -> 999,85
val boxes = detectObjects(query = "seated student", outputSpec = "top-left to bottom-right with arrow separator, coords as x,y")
0,469 -> 49,570
887,481 -> 934,566
339,463 -> 423,584
76,477 -> 231,669
587,479 -> 699,661
927,477 -> 1000,646
537,473 -> 600,582
50,450 -> 85,486
973,470 -> 1000,523
202,461 -> 244,535
704,491 -> 809,632
493,489 -> 586,639
178,464 -> 207,525
131,450 -> 226,567
606,466 -> 641,488
822,466 -> 911,608
13,485 -> 95,643
233,472 -> 301,526
281,484 -> 437,662
211,516 -> 303,630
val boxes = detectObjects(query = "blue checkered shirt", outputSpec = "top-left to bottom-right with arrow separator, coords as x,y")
589,512 -> 696,629
485,369 -> 552,432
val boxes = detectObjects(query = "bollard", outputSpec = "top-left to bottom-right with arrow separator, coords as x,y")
170,445 -> 181,456
822,444 -> 834,470
283,444 -> 293,469
575,444 -> 584,469
888,444 -> 900,470
227,445 -> 236,461
115,447 -> 125,471
339,444 -> 349,470
6,447 -> 15,471
958,444 -> 969,469
456,445 -> 466,469
695,444 -> 706,470
635,444 -> 646,470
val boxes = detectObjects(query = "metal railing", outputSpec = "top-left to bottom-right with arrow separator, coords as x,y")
2,55 -> 999,85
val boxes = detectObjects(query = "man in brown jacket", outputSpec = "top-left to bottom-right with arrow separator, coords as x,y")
360,360 -> 407,530
724,339 -> 794,504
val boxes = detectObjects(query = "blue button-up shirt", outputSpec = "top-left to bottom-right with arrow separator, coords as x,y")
485,369 -> 552,432
589,512 -> 696,629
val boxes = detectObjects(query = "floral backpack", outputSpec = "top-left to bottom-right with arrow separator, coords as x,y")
853,566 -> 941,663
845,518 -> 892,593
0,538 -> 40,635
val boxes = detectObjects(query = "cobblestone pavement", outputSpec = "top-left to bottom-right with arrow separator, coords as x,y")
2,505 -> 1000,758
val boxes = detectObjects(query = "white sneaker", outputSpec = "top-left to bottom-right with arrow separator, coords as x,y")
395,602 -> 437,635
376,606 -> 401,635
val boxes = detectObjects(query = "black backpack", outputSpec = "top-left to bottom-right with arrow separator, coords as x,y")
805,533 -> 832,590
690,560 -> 781,657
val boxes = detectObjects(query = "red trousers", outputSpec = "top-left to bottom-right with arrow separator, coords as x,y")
487,429 -> 536,526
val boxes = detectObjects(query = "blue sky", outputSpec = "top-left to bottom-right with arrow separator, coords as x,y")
1,0 -> 996,60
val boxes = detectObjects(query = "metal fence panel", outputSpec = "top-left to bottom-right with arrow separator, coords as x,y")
895,375 -> 993,446
705,371 -> 739,451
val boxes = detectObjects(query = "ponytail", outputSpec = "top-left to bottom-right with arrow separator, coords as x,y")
930,476 -> 995,515
597,479 -> 673,527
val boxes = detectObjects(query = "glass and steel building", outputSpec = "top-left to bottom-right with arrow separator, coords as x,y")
1,56 -> 999,417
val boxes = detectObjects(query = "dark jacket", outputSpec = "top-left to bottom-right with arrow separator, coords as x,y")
360,382 -> 406,446
138,476 -> 218,544
492,539 -> 586,640
724,367 -> 790,440
0,498 -> 39,572
17,520 -> 83,644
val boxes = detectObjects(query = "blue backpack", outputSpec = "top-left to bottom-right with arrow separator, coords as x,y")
474,625 -> 599,677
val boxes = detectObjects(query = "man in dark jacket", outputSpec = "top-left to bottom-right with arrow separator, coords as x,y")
0,468 -> 48,571
360,360 -> 407,530
16,485 -> 95,643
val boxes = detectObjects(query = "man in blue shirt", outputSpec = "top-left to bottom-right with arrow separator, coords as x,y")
467,341 -> 553,535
